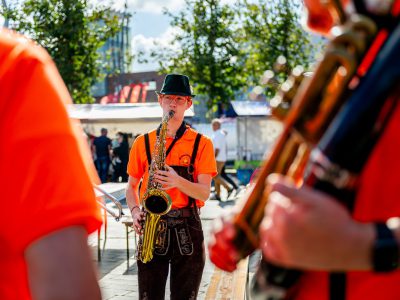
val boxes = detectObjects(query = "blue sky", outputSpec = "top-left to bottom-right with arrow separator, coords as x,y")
120,0 -> 187,72
0,0 -> 185,71
2,0 -> 318,72
118,0 -> 236,72
130,11 -> 178,72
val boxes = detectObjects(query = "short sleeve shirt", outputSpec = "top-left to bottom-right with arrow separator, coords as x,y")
93,135 -> 111,157
0,29 -> 102,300
127,126 -> 217,208
212,129 -> 227,162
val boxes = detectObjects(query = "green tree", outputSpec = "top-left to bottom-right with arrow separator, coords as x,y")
1,0 -> 121,103
238,0 -> 315,97
153,0 -> 245,112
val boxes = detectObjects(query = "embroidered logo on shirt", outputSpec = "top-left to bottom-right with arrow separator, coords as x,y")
179,154 -> 191,166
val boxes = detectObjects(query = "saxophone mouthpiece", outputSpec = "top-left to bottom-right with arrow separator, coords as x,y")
168,110 -> 175,118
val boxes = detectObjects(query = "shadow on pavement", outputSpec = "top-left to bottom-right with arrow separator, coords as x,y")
218,199 -> 236,208
91,247 -> 138,279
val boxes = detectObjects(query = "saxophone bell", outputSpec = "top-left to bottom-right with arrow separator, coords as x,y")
143,189 -> 172,215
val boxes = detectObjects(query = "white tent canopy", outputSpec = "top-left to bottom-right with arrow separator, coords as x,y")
68,103 -> 194,137
230,100 -> 271,117
68,103 -> 194,120
230,101 -> 281,161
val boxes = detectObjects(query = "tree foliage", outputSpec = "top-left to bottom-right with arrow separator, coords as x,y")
1,0 -> 121,103
238,0 -> 314,97
153,0 -> 316,112
153,0 -> 245,110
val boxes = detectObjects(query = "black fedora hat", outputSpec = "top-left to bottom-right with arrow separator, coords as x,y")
156,74 -> 195,97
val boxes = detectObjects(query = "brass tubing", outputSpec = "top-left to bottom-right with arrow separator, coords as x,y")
231,16 -> 375,258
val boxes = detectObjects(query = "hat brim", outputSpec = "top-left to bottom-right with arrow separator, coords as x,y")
155,91 -> 196,98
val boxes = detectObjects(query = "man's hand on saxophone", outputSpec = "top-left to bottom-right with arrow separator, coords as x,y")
153,164 -> 181,190
131,206 -> 145,235
154,164 -> 212,201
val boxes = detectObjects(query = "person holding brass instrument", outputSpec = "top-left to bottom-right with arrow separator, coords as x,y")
1,29 -> 102,299
126,74 -> 217,300
209,0 -> 400,300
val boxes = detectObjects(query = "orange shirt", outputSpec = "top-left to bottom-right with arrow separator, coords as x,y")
127,126 -> 217,208
296,103 -> 400,300
0,29 -> 102,300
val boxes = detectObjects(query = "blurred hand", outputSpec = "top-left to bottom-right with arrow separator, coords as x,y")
154,164 -> 181,190
259,174 -> 374,271
131,207 -> 145,235
208,215 -> 240,272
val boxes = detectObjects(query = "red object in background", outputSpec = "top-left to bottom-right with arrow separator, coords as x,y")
100,93 -> 119,104
99,82 -> 150,104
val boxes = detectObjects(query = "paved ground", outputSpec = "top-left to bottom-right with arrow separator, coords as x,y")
89,184 -> 252,300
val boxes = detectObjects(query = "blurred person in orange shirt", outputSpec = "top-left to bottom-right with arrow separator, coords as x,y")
0,29 -> 102,299
126,74 -> 217,300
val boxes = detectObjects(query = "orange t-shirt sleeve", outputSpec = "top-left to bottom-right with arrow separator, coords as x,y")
2,34 -> 102,251
127,134 -> 147,180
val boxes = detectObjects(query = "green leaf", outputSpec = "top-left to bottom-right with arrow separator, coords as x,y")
4,0 -> 123,103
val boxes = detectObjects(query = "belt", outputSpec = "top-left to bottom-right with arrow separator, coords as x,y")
165,207 -> 196,218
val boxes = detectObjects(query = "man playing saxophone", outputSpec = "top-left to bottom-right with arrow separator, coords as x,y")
209,0 -> 400,300
126,74 -> 217,300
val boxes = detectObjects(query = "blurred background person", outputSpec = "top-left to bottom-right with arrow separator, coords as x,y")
112,131 -> 129,182
92,127 -> 111,183
220,129 -> 240,196
211,118 -> 234,201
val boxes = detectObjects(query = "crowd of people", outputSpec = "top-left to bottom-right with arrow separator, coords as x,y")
90,129 -> 138,183
2,0 -> 399,299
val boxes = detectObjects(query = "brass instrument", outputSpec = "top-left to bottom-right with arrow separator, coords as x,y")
249,11 -> 400,299
94,185 -> 124,221
138,110 -> 174,263
233,13 -> 377,258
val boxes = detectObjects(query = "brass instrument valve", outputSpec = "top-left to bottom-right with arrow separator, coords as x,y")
270,66 -> 305,120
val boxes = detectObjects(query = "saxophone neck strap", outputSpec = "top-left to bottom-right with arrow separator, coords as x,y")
190,133 -> 202,167
144,130 -> 203,210
144,133 -> 151,165
145,122 -> 188,165
187,133 -> 202,209
156,121 -> 187,157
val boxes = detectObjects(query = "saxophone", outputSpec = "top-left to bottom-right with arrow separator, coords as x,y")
137,110 -> 174,263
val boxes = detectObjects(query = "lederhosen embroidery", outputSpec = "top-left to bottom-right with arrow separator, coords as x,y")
144,123 -> 203,256
175,226 -> 194,255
